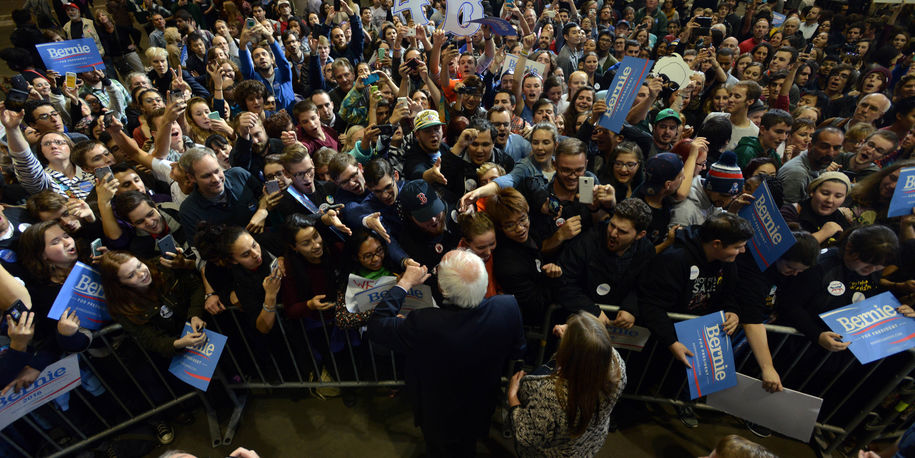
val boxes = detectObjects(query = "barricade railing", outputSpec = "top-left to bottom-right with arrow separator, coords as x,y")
532,303 -> 915,456
6,302 -> 915,457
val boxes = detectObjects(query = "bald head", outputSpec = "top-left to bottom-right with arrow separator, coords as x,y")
853,93 -> 892,125
437,249 -> 488,309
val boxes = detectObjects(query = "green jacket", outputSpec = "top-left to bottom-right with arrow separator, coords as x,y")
733,136 -> 782,170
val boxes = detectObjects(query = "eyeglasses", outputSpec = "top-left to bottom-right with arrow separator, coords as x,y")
370,181 -> 395,197
501,213 -> 529,232
360,246 -> 385,262
265,171 -> 286,180
557,166 -> 586,177
862,140 -> 889,156
293,169 -> 315,179
36,111 -> 61,121
42,139 -> 68,147
613,161 -> 639,169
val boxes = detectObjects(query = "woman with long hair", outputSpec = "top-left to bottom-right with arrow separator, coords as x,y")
849,160 -> 915,228
562,86 -> 595,137
335,229 -> 403,329
598,141 -> 644,200
508,312 -> 626,455
184,97 -> 235,144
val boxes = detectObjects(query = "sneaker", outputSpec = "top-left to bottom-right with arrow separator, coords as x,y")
745,421 -> 772,438
314,368 -> 341,399
153,421 -> 174,445
676,405 -> 699,428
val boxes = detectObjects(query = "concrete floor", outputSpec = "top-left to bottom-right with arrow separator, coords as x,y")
151,390 -> 820,458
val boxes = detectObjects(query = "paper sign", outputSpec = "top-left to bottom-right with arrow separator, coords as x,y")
772,12 -> 786,27
0,355 -> 81,430
738,181 -> 797,271
500,54 -> 547,78
36,38 -> 105,74
168,324 -> 228,391
652,55 -> 691,88
468,16 -> 517,36
443,0 -> 484,36
346,274 -> 398,313
598,56 -> 654,134
888,167 -> 915,218
397,284 -> 436,315
674,311 -> 737,399
391,0 -> 431,25
48,262 -> 111,330
707,373 -> 822,441
819,292 -> 915,364
606,325 -> 651,351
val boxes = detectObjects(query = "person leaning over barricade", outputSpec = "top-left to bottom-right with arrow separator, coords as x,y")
737,231 -> 821,393
97,250 -> 207,444
556,198 -> 655,328
637,212 -> 753,427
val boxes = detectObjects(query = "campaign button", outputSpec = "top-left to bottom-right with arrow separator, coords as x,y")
689,265 -> 699,280
596,283 -> 611,296
852,292 -> 866,303
827,281 -> 846,296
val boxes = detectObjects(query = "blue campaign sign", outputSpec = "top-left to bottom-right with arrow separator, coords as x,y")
819,292 -> 915,365
674,311 -> 737,399
169,325 -> 228,391
36,38 -> 105,74
468,17 -> 517,36
888,167 -> 915,218
738,181 -> 797,271
48,262 -> 111,330
598,57 -> 654,134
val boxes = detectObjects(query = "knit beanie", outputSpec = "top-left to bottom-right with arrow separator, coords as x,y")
705,151 -> 744,195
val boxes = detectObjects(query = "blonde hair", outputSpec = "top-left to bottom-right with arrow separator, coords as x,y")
476,162 -> 505,182
145,46 -> 168,62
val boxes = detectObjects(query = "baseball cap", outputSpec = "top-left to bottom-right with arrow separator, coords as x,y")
413,109 -> 444,133
643,153 -> 684,196
277,0 -> 291,5
64,2 -> 79,8
654,108 -> 682,125
400,179 -> 445,222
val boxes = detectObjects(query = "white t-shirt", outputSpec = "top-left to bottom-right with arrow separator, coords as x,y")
728,121 -> 760,152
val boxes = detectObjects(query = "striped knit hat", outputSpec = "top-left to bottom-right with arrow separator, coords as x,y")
705,151 -> 744,195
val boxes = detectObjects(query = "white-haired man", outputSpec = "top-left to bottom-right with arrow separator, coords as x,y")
368,250 -> 526,456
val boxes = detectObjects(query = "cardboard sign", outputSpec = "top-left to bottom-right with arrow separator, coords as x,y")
468,16 -> 517,36
819,292 -> 915,364
738,181 -> 797,271
391,0 -> 431,25
606,324 -> 651,351
47,262 -> 111,330
674,311 -> 737,399
443,0 -> 484,36
36,38 -> 105,74
772,12 -> 786,27
500,53 -> 547,78
598,57 -> 654,134
168,324 -> 228,391
652,55 -> 691,88
0,355 -> 81,430
707,373 -> 822,442
345,274 -> 398,313
887,167 -> 915,218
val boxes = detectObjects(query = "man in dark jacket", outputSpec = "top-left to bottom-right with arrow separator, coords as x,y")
638,212 -> 753,367
440,118 -> 515,204
368,251 -> 526,456
558,198 -> 655,326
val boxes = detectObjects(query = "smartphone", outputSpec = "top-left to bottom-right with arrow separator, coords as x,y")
377,124 -> 395,135
207,111 -> 222,120
168,89 -> 183,104
270,257 -> 280,273
5,300 -> 28,322
406,58 -> 420,70
265,179 -> 281,194
546,10 -> 556,18
65,72 -> 77,89
90,238 -> 104,257
396,97 -> 409,107
245,18 -> 256,28
103,112 -> 114,128
578,176 -> 595,205
377,48 -> 386,60
362,73 -> 380,85
4,89 -> 29,111
94,165 -> 112,182
10,75 -> 28,92
697,16 -> 712,35
157,234 -> 178,259
334,0 -> 340,10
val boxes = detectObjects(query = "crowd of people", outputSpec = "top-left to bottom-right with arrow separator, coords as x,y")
1,0 -> 915,455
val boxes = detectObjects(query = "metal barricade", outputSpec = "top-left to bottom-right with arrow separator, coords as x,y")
6,300 -> 915,457
532,303 -> 915,455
